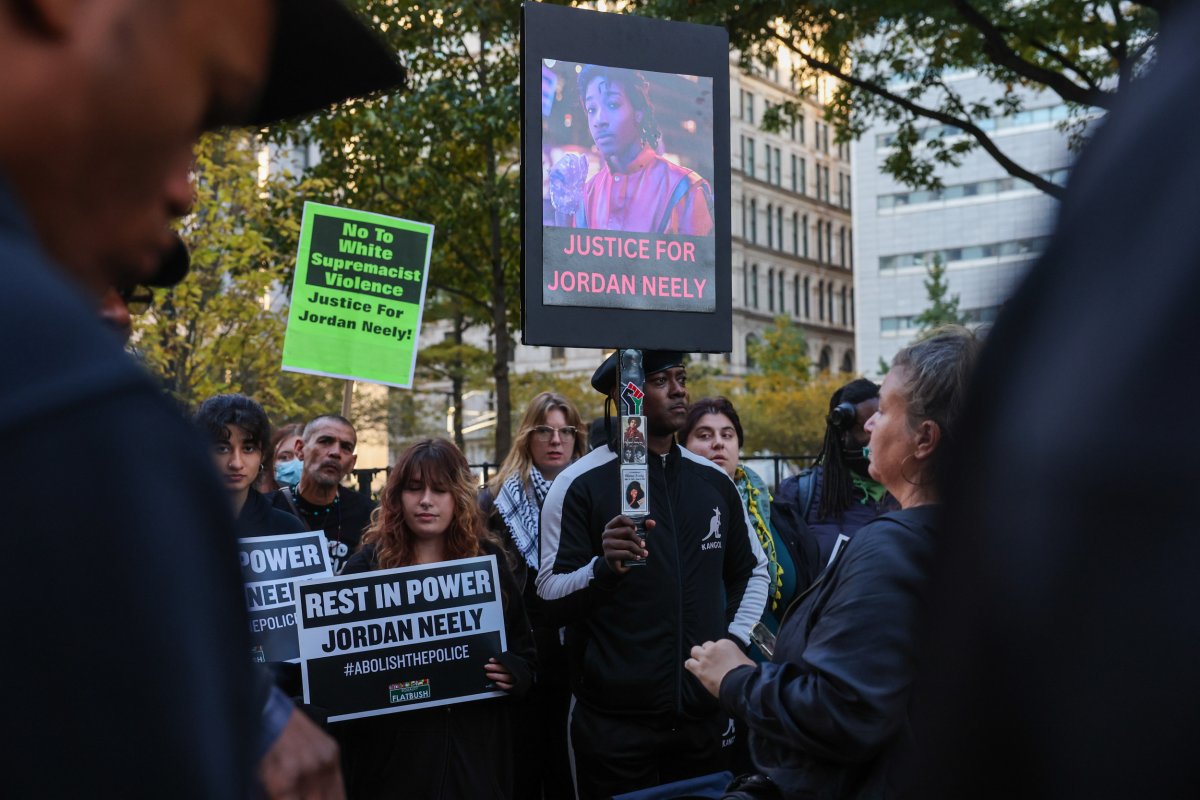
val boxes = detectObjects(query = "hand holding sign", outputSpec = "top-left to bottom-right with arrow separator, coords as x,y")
602,514 -> 653,574
549,153 -> 588,215
484,657 -> 517,691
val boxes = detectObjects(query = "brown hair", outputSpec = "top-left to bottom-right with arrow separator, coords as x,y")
679,396 -> 744,449
363,439 -> 499,570
489,392 -> 586,493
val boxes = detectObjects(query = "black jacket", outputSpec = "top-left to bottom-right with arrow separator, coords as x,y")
0,176 -> 257,796
236,488 -> 306,537
719,507 -> 938,800
335,539 -> 536,799
537,444 -> 768,720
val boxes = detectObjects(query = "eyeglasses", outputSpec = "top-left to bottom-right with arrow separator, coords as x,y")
530,425 -> 577,442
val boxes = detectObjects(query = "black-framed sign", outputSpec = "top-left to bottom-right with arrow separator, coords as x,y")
297,555 -> 507,722
521,2 -> 731,351
239,532 -> 334,664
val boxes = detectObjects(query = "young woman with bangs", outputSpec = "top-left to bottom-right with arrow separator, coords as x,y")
336,438 -> 536,799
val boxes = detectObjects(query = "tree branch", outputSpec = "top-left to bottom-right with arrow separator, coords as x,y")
1025,37 -> 1104,93
951,0 -> 1113,109
771,29 -> 1066,200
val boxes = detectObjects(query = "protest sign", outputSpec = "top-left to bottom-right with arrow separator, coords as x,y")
297,555 -> 507,722
521,3 -> 731,351
282,202 -> 434,388
239,532 -> 333,664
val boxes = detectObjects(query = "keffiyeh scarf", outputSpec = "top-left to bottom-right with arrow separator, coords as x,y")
496,466 -> 552,570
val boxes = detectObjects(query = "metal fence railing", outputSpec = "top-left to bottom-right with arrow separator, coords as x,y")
350,454 -> 818,497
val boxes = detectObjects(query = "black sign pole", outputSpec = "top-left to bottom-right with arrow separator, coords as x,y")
618,348 -> 648,566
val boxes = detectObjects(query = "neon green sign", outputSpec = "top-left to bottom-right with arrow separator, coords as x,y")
282,202 -> 434,388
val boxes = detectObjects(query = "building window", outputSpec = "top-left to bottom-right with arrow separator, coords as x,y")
740,195 -> 747,239
745,137 -> 756,179
827,281 -> 835,322
802,214 -> 809,258
840,286 -> 848,325
740,89 -> 754,123
817,280 -> 825,321
818,346 -> 832,371
792,212 -> 799,255
776,207 -> 783,250
826,221 -> 834,262
741,261 -> 748,305
839,226 -> 847,267
768,268 -> 775,311
550,346 -> 566,364
751,264 -> 759,308
790,154 -> 797,192
841,351 -> 854,373
772,147 -> 782,185
850,289 -> 855,325
746,334 -> 759,369
763,146 -> 771,183
876,168 -> 1070,211
766,203 -> 774,247
798,114 -> 806,144
878,235 -> 1053,273
793,275 -> 801,318
816,223 -> 823,263
779,270 -> 786,313
803,276 -> 811,318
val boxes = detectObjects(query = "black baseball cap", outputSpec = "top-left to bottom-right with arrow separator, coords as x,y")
591,350 -> 686,395
249,0 -> 407,125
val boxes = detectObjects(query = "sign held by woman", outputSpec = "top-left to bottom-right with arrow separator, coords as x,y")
297,555 -> 508,722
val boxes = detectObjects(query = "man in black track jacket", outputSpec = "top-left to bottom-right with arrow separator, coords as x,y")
537,350 -> 768,799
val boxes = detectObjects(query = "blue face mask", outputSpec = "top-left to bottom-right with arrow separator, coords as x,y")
275,459 -> 303,486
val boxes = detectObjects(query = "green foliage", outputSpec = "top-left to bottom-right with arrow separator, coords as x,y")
634,0 -> 1162,197
914,256 -> 968,332
510,369 -> 602,431
745,315 -> 812,389
271,0 -> 523,461
732,316 -> 823,454
131,132 -> 382,429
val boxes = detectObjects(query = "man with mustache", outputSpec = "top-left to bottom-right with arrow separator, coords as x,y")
278,415 -> 377,574
537,350 -> 768,798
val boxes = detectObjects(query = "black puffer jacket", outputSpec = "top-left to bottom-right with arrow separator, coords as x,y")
718,507 -> 939,799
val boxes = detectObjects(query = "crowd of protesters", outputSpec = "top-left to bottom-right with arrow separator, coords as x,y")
180,329 -> 971,800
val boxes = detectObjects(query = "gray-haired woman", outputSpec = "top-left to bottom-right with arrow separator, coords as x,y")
685,326 -> 982,799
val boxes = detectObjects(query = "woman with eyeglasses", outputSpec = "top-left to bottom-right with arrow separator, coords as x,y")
481,391 -> 587,800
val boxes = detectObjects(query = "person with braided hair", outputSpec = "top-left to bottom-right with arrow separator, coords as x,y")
775,379 -> 897,585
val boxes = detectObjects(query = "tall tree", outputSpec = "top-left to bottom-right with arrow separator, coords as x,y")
132,131 -> 372,426
732,316 -> 831,456
279,0 -> 522,462
914,256 -> 968,332
636,0 -> 1162,198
